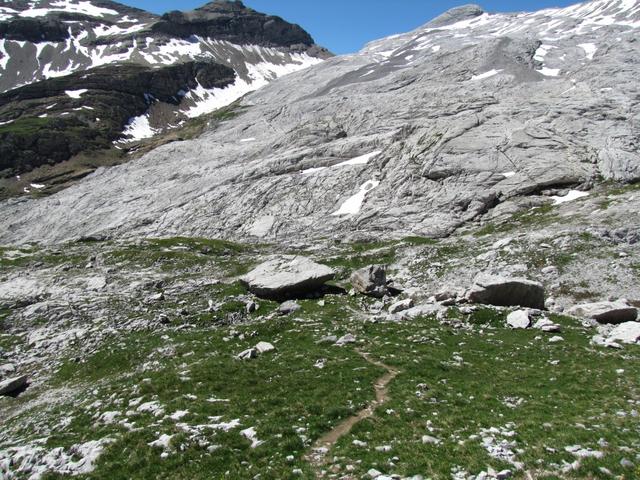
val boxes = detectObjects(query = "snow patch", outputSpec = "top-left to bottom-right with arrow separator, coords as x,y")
332,180 -> 381,216
21,0 -> 118,18
501,171 -> 516,178
334,151 -> 382,167
551,190 -> 590,204
470,69 -> 502,81
65,89 -> 88,99
120,114 -> 156,142
578,42 -> 598,60
538,67 -> 561,77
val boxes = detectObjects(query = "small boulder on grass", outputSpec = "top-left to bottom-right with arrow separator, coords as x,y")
506,310 -> 531,329
350,265 -> 387,298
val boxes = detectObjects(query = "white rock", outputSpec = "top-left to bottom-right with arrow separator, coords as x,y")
607,322 -> 640,344
255,341 -> 276,353
506,310 -> 531,329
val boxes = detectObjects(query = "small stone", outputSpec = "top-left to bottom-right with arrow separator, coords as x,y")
335,334 -> 356,346
316,335 -> 337,344
246,301 -> 259,314
421,435 -> 441,445
496,470 -> 512,480
278,300 -> 301,316
533,317 -> 561,332
236,348 -> 258,360
255,342 -> 275,354
548,336 -> 564,343
388,298 -> 415,314
620,458 -> 634,468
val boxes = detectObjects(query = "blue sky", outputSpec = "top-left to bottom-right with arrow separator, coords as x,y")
120,0 -> 580,54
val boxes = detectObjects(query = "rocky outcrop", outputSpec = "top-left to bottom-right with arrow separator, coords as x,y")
0,62 -> 235,177
567,301 -> 638,324
240,256 -> 335,299
152,1 -> 316,49
467,274 -> 545,309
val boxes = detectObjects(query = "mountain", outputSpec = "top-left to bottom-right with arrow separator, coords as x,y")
2,0 -> 637,245
1,2 -> 639,479
0,0 -> 329,192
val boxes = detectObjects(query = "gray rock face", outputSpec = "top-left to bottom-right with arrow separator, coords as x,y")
240,256 -> 335,299
1,0 -> 640,244
350,265 -> 387,298
0,374 -> 27,396
467,274 -> 545,309
567,301 -> 638,324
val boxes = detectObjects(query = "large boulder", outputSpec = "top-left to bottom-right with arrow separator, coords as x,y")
0,375 -> 28,396
467,274 -> 545,309
240,256 -> 335,299
567,301 -> 638,324
350,265 -> 387,298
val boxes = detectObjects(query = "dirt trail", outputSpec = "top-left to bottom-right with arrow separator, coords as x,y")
305,350 -> 400,478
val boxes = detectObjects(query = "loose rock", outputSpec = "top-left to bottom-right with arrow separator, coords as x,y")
467,274 -> 545,309
350,265 -> 387,298
506,310 -> 531,329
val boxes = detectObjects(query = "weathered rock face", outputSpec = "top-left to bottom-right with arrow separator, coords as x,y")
567,301 -> 638,324
467,274 -> 545,309
240,256 -> 335,299
350,265 -> 387,298
0,0 -> 639,244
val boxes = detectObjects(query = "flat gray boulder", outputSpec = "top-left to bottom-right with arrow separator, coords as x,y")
467,274 -> 545,309
240,256 -> 335,299
350,265 -> 387,298
0,375 -> 28,396
567,301 -> 637,324
607,322 -> 640,344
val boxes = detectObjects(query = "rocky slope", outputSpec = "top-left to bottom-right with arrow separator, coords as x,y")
1,0 -> 638,245
0,0 -> 329,187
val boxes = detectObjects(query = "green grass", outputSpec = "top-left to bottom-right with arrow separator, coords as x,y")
475,204 -> 558,237
1,237 -> 639,480
104,237 -> 253,276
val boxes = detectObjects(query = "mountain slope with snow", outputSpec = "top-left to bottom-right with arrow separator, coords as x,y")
0,0 -> 329,188
0,0 -> 639,244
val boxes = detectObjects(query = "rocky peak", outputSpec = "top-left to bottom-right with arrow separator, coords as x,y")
153,0 -> 315,48
426,4 -> 485,28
